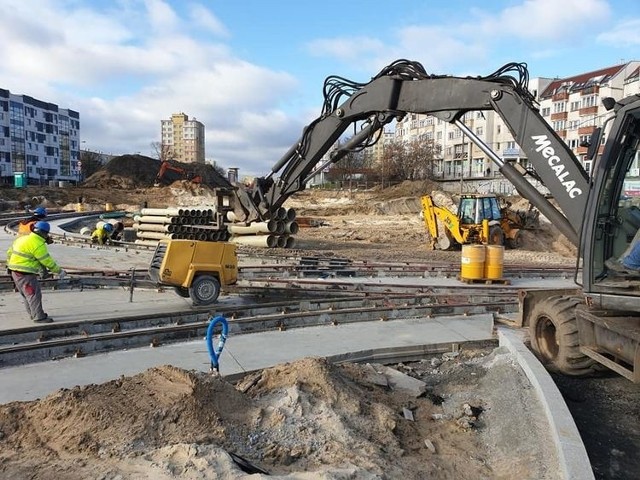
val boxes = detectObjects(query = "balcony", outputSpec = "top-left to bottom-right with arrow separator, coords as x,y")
552,91 -> 569,101
550,111 -> 568,121
578,126 -> 596,135
580,86 -> 599,96
556,130 -> 567,138
577,146 -> 588,155
579,106 -> 598,116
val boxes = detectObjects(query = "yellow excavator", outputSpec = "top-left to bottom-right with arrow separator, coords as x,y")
421,194 -> 537,250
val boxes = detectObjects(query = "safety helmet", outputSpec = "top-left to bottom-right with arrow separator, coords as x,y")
103,223 -> 114,232
33,207 -> 47,218
33,221 -> 50,234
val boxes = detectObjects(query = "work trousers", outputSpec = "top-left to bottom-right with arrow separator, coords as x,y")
10,271 -> 47,321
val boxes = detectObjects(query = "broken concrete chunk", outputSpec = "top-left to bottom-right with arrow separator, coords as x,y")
372,364 -> 427,397
424,439 -> 437,453
402,407 -> 415,421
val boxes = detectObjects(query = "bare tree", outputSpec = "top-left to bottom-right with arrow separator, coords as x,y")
150,141 -> 174,162
378,138 -> 441,183
79,150 -> 103,180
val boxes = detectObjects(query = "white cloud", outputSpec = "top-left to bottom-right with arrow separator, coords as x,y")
188,3 -> 229,37
597,18 -> 640,46
478,0 -> 611,40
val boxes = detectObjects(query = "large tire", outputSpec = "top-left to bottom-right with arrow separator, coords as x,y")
489,225 -> 504,246
505,230 -> 521,249
529,295 -> 597,376
174,286 -> 190,298
189,275 -> 221,306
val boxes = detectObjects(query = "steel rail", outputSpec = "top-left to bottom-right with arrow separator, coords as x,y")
0,292 -> 516,368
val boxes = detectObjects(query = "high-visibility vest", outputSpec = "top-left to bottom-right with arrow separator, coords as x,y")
6,233 -> 61,275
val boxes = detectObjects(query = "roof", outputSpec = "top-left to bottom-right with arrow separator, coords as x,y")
540,64 -> 628,99
625,66 -> 640,83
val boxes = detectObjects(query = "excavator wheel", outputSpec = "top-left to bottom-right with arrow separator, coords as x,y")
488,225 -> 505,246
189,274 -> 221,306
529,295 -> 598,376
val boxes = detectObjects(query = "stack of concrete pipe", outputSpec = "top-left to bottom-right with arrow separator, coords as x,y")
227,207 -> 298,249
132,206 -> 229,246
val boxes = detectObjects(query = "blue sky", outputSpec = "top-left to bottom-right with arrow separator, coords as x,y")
0,0 -> 638,176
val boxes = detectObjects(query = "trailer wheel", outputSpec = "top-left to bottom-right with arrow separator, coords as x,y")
529,295 -> 597,376
489,226 -> 504,246
174,286 -> 190,298
189,275 -> 221,306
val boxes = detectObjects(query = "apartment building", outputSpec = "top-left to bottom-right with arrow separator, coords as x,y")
393,62 -> 639,191
0,89 -> 80,185
160,113 -> 205,164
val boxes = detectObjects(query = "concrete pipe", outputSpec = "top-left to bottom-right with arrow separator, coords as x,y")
226,211 -> 238,223
230,234 -> 277,248
276,235 -> 287,248
228,220 -> 278,235
134,215 -> 179,225
274,207 -> 287,220
285,236 -> 296,249
140,207 -> 182,217
134,223 -> 172,233
95,220 -> 106,230
284,221 -> 299,235
285,208 -> 297,222
79,226 -> 91,236
274,221 -> 286,235
136,231 -> 176,240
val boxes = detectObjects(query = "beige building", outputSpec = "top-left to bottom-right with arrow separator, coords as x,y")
161,113 -> 205,164
393,62 -> 639,191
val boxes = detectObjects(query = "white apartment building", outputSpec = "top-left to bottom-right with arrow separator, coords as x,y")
161,113 -> 205,164
393,62 -> 639,191
0,89 -> 80,185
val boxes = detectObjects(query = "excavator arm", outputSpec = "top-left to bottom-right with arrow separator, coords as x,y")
235,60 -> 588,246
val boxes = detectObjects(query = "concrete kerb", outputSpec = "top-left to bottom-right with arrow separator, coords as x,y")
497,327 -> 595,480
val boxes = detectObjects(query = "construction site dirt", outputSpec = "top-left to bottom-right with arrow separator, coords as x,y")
0,171 -> 638,479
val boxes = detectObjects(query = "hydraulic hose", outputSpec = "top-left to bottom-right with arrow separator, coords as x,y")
206,315 -> 228,372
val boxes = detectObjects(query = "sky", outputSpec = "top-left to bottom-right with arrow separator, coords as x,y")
0,0 -> 638,177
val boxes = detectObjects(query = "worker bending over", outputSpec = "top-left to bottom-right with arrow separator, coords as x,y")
6,221 -> 66,323
17,207 -> 47,236
91,223 -> 114,245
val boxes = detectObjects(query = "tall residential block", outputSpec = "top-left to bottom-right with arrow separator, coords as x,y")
161,113 -> 205,164
0,89 -> 80,185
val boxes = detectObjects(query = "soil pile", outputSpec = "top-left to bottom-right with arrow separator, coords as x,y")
83,155 -> 231,190
0,351 -> 559,479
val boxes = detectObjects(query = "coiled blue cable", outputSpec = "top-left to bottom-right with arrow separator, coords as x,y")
206,315 -> 228,372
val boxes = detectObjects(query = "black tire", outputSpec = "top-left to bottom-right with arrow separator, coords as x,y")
189,275 -> 221,305
505,230 -> 521,249
529,295 -> 597,376
489,225 -> 504,245
174,286 -> 190,298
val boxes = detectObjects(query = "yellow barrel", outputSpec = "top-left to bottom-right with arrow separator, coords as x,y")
75,203 -> 85,212
105,203 -> 114,211
460,245 -> 486,280
485,245 -> 505,279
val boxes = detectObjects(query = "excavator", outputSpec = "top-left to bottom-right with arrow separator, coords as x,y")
227,59 -> 640,382
420,193 -> 538,250
154,160 -> 203,187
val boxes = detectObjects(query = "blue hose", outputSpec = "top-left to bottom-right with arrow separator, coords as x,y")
206,315 -> 228,372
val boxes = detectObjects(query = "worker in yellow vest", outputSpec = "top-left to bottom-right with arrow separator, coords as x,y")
6,221 -> 66,323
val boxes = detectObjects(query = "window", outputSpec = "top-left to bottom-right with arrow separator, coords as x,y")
553,102 -> 567,113
570,101 -> 580,111
541,107 -> 551,116
475,126 -> 483,136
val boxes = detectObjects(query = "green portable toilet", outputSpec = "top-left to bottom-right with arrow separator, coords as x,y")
14,172 -> 26,188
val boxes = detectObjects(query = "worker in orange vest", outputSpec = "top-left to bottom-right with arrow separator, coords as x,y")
17,207 -> 47,236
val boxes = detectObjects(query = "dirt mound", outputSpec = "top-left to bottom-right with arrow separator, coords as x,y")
0,353 -> 557,479
83,155 -> 232,190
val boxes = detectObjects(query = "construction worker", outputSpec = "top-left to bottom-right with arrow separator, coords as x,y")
6,221 -> 66,323
91,223 -> 114,245
17,207 -> 47,235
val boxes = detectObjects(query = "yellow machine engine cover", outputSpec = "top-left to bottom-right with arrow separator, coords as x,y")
153,240 -> 238,287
